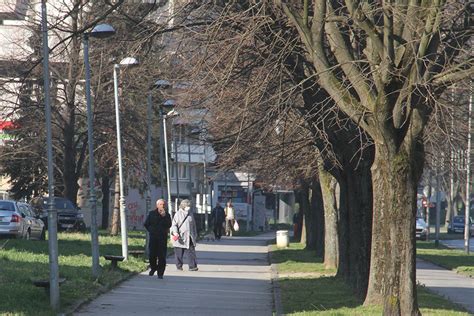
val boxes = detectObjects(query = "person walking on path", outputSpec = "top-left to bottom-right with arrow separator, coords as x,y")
224,200 -> 236,237
144,199 -> 171,279
210,202 -> 225,240
171,199 -> 199,271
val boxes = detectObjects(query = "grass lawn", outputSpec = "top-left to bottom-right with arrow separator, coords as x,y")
0,230 -> 158,315
270,242 -> 335,274
271,242 -> 470,315
416,241 -> 474,277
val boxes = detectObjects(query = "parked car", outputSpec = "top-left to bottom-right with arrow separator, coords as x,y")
31,197 -> 86,232
0,200 -> 45,239
416,217 -> 428,241
447,215 -> 474,236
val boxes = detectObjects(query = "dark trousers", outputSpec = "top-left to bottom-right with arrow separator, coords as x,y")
174,240 -> 197,269
213,222 -> 224,239
149,236 -> 167,276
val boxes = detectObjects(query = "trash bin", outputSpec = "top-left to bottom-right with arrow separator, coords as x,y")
276,230 -> 289,248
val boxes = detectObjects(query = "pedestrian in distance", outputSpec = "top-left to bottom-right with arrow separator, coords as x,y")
144,199 -> 172,279
171,199 -> 199,271
224,200 -> 236,237
210,202 -> 226,240
292,210 -> 302,240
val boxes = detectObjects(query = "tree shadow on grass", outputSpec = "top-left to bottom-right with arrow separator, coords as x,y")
271,247 -> 323,264
279,276 -> 468,315
2,234 -> 146,257
0,254 -> 137,315
279,276 -> 363,314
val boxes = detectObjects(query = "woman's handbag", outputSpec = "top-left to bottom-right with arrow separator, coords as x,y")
233,220 -> 240,232
172,213 -> 189,241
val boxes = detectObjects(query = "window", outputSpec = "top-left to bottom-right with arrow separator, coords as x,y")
170,163 -> 189,179
218,185 -> 248,203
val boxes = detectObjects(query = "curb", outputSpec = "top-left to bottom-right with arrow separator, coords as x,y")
268,243 -> 284,316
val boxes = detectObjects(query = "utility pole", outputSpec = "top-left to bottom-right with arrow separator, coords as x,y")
425,172 -> 432,241
435,168 -> 441,247
465,82 -> 472,254
41,0 -> 60,309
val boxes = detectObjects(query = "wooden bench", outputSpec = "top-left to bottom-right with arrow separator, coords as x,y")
33,278 -> 66,294
104,255 -> 125,269
129,250 -> 145,258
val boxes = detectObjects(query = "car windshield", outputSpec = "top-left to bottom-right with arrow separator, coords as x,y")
453,217 -> 464,223
0,201 -> 15,211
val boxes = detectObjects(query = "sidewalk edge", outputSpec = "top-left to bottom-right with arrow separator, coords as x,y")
268,244 -> 284,316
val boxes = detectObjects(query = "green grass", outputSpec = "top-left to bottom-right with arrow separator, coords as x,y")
278,277 -> 468,315
0,230 -> 159,315
417,241 -> 474,277
271,242 -> 470,315
270,242 -> 335,274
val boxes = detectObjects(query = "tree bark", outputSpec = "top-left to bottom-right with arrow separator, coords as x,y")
364,145 -> 421,315
298,179 -> 310,246
311,177 -> 325,257
336,162 -> 373,298
303,179 -> 318,250
110,175 -> 120,235
101,174 -> 111,229
61,3 -> 82,204
319,164 -> 339,269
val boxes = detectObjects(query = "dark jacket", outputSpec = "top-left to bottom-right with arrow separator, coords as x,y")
144,209 -> 172,238
210,205 -> 225,225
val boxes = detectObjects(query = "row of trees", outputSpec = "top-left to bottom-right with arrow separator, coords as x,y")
164,1 -> 472,315
0,1 -> 175,230
0,1 -> 471,315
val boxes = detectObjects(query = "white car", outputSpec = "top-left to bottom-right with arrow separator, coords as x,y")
416,217 -> 428,241
0,200 -> 45,240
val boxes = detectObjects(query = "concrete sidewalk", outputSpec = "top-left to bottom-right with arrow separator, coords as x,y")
75,232 -> 276,316
416,258 -> 474,313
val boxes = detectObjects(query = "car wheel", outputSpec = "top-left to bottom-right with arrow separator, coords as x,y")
40,228 -> 46,240
77,222 -> 86,232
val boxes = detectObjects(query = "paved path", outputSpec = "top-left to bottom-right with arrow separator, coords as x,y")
440,238 -> 474,252
76,233 -> 275,316
417,258 -> 474,313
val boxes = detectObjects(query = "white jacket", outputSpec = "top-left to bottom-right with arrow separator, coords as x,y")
171,208 -> 198,249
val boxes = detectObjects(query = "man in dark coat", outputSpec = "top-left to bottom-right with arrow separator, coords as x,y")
144,199 -> 171,279
210,202 -> 225,240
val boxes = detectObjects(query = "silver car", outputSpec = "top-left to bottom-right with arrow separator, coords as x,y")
0,200 -> 45,240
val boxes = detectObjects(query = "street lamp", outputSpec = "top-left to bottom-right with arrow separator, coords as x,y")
163,105 -> 179,214
113,57 -> 139,260
84,23 -> 116,278
146,80 -> 171,207
40,0 -> 59,309
145,79 -> 170,256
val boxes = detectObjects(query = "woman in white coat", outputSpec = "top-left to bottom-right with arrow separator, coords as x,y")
171,199 -> 198,271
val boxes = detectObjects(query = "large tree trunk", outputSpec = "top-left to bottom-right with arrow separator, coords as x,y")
298,179 -> 310,246
319,165 -> 339,269
101,174 -> 111,230
110,175 -> 120,235
311,177 -> 325,257
336,163 -> 373,298
61,3 -> 81,204
303,179 -> 318,250
365,145 -> 421,315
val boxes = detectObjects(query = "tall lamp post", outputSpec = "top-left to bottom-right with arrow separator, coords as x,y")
84,23 -> 116,278
145,80 -> 170,255
162,103 -> 178,214
113,57 -> 139,260
41,0 -> 59,309
147,80 -> 171,202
